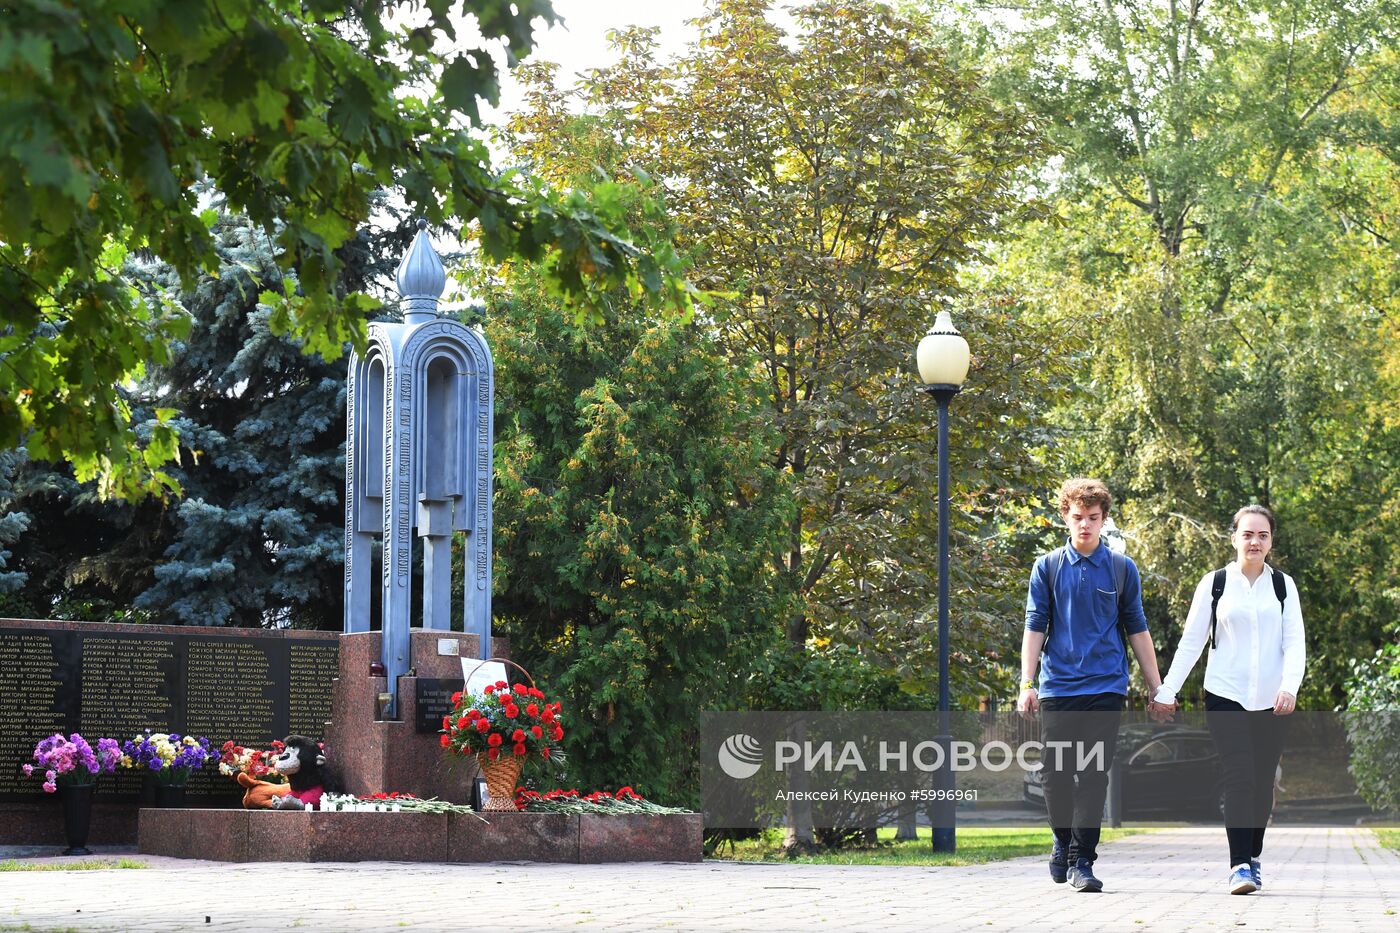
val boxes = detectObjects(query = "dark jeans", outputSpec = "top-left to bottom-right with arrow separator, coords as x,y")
1205,690 -> 1288,867
1039,692 -> 1125,864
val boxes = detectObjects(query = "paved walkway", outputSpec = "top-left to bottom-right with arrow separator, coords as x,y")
2,827 -> 1397,931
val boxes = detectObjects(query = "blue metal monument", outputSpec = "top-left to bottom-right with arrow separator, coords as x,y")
343,222 -> 494,714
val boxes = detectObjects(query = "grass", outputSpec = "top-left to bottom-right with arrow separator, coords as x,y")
711,825 -> 1156,867
0,858 -> 147,872
1373,828 -> 1400,852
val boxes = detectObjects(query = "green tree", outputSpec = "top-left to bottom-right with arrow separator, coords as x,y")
0,450 -> 28,593
0,205 -> 405,627
478,264 -> 794,806
509,1 -> 1063,706
1345,640 -> 1400,813
0,0 -> 690,499
951,0 -> 1400,704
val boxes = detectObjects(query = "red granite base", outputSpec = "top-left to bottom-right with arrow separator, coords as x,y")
322,630 -> 512,805
138,809 -> 702,863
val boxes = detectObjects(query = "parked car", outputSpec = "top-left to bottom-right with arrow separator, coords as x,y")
1023,724 -> 1224,820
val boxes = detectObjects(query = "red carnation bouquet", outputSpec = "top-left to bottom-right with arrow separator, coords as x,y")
439,679 -> 565,765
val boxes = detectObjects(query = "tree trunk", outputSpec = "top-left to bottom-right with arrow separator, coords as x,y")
895,798 -> 919,840
781,716 -> 817,852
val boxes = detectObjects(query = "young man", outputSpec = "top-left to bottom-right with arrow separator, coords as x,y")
1018,478 -> 1165,893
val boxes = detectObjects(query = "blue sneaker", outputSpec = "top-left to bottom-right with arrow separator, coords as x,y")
1229,864 -> 1257,895
1049,843 -> 1069,884
1068,859 -> 1103,892
1250,859 -> 1262,890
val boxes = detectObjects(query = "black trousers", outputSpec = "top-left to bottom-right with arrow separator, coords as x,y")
1205,690 -> 1288,867
1039,692 -> 1124,864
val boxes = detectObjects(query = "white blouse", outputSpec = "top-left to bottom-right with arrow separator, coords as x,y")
1155,562 -> 1306,711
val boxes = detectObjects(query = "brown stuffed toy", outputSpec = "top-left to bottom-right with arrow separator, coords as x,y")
237,771 -> 292,808
237,736 -> 330,810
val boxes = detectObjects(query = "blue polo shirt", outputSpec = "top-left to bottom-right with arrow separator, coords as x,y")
1024,539 -> 1148,697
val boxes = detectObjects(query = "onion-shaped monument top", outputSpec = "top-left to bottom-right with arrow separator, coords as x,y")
396,219 -> 447,323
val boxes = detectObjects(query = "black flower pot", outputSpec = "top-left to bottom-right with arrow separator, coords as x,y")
143,767 -> 191,807
58,783 -> 94,856
154,783 -> 187,808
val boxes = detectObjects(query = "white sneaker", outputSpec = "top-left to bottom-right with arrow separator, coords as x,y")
1229,864 -> 1257,895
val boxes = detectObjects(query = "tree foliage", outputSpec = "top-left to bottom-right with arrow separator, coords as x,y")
478,261 -> 794,805
0,205 -> 404,626
505,1 -> 1067,705
0,0 -> 690,498
1344,641 -> 1400,812
953,0 -> 1400,704
0,450 -> 28,593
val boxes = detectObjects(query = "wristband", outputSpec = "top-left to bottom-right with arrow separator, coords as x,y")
1020,679 -> 1036,691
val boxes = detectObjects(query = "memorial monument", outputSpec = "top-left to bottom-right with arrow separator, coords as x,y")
343,220 -> 495,716
323,222 -> 502,802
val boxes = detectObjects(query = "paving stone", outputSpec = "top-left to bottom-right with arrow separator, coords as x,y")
1,826 -> 1396,932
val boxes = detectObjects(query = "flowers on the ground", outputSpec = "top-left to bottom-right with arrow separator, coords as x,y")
319,792 -> 481,814
513,786 -> 692,814
314,788 -> 690,817
119,731 -> 214,784
441,680 -> 564,764
217,740 -> 287,784
23,733 -> 122,792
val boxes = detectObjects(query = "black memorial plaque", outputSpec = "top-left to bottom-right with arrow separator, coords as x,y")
287,642 -> 340,738
0,621 -> 339,803
81,632 -> 181,799
0,631 -> 77,798
414,678 -> 465,733
181,636 -> 285,803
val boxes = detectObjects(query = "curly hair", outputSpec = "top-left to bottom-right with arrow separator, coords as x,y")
1058,477 -> 1113,518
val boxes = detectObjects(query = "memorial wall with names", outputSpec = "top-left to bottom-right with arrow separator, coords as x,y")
0,619 -> 339,803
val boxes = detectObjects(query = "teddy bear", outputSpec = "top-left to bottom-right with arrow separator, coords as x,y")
237,735 -> 333,810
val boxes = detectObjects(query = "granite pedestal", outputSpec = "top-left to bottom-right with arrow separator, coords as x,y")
322,630 -> 510,804
137,809 -> 703,863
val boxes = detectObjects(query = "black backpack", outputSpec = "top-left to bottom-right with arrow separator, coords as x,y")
1209,567 -> 1287,649
1043,546 -> 1132,647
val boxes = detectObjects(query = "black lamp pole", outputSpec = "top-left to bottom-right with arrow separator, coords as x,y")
924,383 -> 960,853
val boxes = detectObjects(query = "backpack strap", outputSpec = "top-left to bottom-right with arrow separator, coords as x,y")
1271,568 -> 1287,617
1209,568 -> 1228,649
1110,549 -> 1130,646
1044,546 -> 1068,638
1209,568 -> 1287,649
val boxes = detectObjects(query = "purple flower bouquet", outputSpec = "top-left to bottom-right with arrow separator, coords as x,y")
119,732 -> 214,786
23,733 -> 122,793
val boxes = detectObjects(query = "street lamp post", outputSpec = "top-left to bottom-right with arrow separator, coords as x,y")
917,308 -> 970,854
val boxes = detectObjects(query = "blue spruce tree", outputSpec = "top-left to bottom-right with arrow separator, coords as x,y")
0,451 -> 30,594
0,208 -> 408,627
130,211 -> 404,627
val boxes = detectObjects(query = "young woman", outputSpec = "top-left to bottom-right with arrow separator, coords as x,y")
1151,505 -> 1305,895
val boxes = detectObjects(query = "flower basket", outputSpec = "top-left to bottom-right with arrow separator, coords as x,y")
441,658 -> 565,810
476,753 -> 524,811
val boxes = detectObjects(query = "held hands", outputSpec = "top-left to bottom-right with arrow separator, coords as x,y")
1273,691 -> 1297,716
1146,682 -> 1177,723
1016,687 -> 1039,720
1146,699 -> 1177,723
